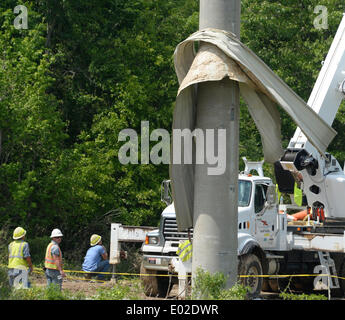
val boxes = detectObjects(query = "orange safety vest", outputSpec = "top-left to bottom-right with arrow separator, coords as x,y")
44,242 -> 62,270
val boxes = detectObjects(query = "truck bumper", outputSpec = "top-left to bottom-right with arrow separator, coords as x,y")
142,255 -> 172,271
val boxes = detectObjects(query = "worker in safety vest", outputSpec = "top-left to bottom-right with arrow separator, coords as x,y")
177,239 -> 192,262
294,182 -> 303,206
44,228 -> 65,289
294,172 -> 305,206
82,234 -> 110,280
176,229 -> 193,262
8,227 -> 33,288
275,184 -> 282,204
275,182 -> 303,206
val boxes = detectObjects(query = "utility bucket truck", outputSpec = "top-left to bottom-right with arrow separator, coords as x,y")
140,14 -> 345,298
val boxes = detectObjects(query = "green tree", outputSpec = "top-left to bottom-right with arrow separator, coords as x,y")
0,7 -> 66,230
240,0 -> 345,167
1,0 -> 345,264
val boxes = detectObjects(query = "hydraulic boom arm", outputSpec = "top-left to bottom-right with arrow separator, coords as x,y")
277,13 -> 345,220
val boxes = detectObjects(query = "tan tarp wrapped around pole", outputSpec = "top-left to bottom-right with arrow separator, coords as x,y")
170,28 -> 337,231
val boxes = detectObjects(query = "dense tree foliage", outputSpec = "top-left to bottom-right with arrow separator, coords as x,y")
0,0 -> 344,258
240,0 -> 345,164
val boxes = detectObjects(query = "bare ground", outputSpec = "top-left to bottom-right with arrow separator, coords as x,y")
30,272 -> 282,300
30,271 -> 177,299
32,272 -> 117,297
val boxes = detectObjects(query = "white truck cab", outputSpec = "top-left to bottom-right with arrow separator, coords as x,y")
140,163 -> 345,298
140,167 -> 284,298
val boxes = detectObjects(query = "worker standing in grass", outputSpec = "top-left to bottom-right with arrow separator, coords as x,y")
82,234 -> 110,280
44,228 -> 65,290
8,227 -> 33,288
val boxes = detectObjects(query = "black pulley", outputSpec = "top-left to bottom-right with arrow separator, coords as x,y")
274,160 -> 295,194
294,149 -> 318,176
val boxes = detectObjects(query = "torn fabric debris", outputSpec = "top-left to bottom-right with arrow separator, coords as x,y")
170,28 -> 337,230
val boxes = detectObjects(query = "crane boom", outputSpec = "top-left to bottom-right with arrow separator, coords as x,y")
277,13 -> 345,220
289,12 -> 345,155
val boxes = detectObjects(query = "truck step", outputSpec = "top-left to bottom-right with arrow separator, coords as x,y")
317,251 -> 340,289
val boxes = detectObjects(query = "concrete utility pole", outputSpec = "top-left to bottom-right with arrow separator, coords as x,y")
192,0 -> 241,290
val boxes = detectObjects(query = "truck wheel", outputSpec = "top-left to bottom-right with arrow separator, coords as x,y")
238,254 -> 263,298
140,262 -> 170,297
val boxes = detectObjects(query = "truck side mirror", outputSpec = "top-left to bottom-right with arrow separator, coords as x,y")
161,180 -> 172,206
266,184 -> 277,206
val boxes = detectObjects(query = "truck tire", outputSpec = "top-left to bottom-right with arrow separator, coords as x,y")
238,254 -> 263,298
140,262 -> 170,297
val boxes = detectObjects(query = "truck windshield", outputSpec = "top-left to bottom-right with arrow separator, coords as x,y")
238,180 -> 252,207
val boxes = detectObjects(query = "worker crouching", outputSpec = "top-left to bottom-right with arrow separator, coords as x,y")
44,228 -> 65,290
82,234 -> 110,280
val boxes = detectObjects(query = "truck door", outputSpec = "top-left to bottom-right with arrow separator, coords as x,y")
254,183 -> 277,249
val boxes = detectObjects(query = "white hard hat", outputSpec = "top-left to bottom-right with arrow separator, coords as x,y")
50,228 -> 63,238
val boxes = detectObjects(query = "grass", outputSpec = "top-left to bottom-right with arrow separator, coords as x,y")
279,291 -> 328,300
90,278 -> 143,300
190,268 -> 329,300
0,264 -> 145,300
8,284 -> 87,300
191,268 -> 248,300
0,265 -> 12,300
276,277 -> 328,300
0,264 -> 332,300
0,255 -> 334,301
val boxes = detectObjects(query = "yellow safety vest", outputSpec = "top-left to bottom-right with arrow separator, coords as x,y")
294,183 -> 303,206
176,240 -> 192,262
8,240 -> 29,270
276,183 -> 303,206
44,242 -> 62,270
275,184 -> 282,203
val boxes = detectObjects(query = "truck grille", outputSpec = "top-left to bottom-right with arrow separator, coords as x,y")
163,218 -> 193,241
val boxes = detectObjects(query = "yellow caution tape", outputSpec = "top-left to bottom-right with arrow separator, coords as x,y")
31,267 -> 106,283
44,267 -> 345,281
62,268 -> 178,278
2,263 -> 345,281
239,273 -> 345,280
